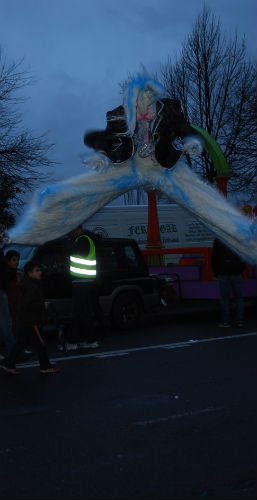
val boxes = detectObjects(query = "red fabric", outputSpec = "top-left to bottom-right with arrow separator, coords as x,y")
7,280 -> 20,312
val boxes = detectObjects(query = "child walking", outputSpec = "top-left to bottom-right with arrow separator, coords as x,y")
1,260 -> 59,375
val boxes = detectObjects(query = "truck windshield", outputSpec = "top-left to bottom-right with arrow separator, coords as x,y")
98,243 -> 141,272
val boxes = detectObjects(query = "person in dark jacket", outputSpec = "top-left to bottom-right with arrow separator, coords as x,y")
5,250 -> 23,338
1,260 -> 59,375
0,243 -> 15,357
65,228 -> 100,351
211,238 -> 246,327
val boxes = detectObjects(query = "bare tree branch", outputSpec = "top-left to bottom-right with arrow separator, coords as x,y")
160,5 -> 257,201
0,48 -> 56,225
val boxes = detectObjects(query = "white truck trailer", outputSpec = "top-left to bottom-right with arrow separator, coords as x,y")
83,204 -> 214,264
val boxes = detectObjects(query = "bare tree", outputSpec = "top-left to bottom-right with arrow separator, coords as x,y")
0,48 -> 55,225
160,5 -> 257,201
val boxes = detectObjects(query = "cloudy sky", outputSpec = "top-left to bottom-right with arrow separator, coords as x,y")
0,0 -> 256,184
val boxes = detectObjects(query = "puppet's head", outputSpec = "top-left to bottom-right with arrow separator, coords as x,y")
122,70 -> 167,136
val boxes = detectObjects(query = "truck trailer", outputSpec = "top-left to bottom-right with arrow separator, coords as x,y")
83,204 -> 215,265
84,204 -> 256,301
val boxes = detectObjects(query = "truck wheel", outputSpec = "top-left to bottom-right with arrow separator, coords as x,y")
111,292 -> 142,330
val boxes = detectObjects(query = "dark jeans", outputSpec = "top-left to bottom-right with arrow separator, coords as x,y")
10,310 -> 20,339
218,274 -> 244,323
69,281 -> 97,344
0,290 -> 15,353
4,324 -> 52,370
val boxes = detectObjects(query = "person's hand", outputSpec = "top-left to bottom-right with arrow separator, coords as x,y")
83,153 -> 112,173
183,136 -> 204,155
44,301 -> 50,309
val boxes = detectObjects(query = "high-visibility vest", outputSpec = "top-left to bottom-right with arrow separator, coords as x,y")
70,235 -> 96,279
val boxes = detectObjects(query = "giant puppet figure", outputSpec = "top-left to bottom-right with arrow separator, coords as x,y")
84,77 -> 196,168
7,71 -> 257,266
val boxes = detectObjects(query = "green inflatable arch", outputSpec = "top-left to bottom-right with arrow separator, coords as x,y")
190,124 -> 230,176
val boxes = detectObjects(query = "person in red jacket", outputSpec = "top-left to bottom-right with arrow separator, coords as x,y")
5,250 -> 23,337
0,246 -> 15,357
1,260 -> 59,375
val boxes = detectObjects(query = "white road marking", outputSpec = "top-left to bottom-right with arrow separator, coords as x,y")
134,406 -> 225,426
94,352 -> 129,358
16,331 -> 256,370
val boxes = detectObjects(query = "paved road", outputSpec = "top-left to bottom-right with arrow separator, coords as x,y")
0,306 -> 256,499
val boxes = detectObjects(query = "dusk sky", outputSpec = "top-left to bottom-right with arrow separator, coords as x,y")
0,0 -> 256,185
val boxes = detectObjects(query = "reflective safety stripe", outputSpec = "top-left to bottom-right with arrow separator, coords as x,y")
70,234 -> 97,279
70,265 -> 96,276
70,256 -> 96,266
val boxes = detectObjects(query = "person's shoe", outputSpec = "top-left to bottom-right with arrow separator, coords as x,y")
40,365 -> 59,374
235,321 -> 244,327
57,344 -> 64,351
218,322 -> 231,328
79,341 -> 99,349
0,354 -> 5,360
1,365 -> 21,375
65,343 -> 79,351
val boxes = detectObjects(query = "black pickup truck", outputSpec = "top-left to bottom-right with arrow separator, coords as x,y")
4,234 -> 168,330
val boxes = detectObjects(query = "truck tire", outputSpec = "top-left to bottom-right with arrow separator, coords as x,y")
111,292 -> 142,330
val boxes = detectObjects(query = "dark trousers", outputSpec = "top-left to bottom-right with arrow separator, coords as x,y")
10,310 -> 20,338
4,325 -> 51,370
218,274 -> 244,323
69,281 -> 97,344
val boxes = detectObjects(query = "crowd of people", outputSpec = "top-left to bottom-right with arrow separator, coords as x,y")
0,224 -> 104,376
0,246 -> 60,375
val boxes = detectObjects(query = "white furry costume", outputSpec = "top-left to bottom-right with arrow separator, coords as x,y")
7,73 -> 257,266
